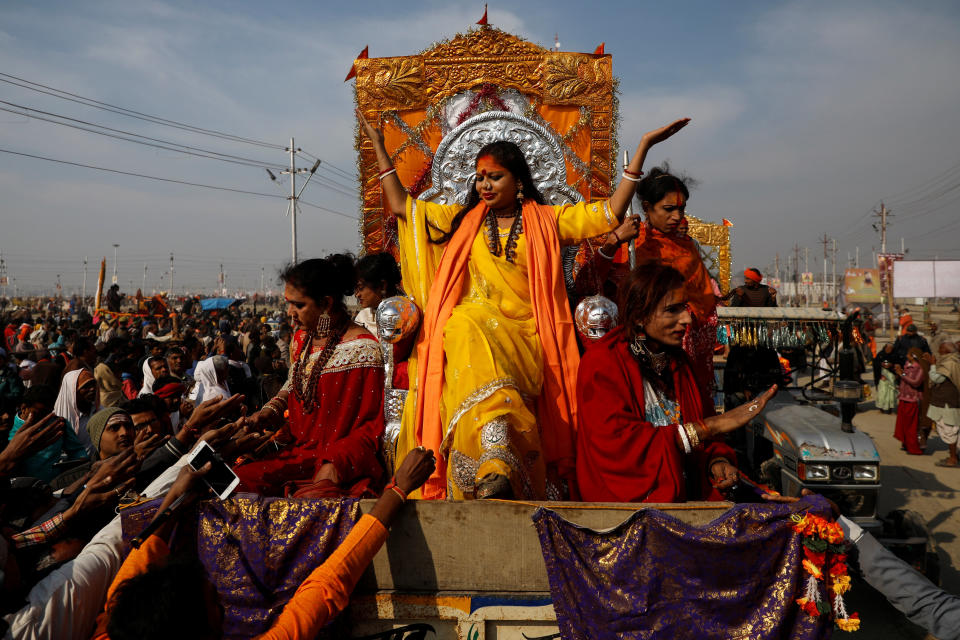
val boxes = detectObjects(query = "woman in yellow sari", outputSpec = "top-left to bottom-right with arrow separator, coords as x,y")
359,111 -> 689,500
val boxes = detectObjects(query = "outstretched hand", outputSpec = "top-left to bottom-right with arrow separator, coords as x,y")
704,384 -> 777,435
356,108 -> 384,146
640,118 -> 691,150
395,446 -> 437,494
0,412 -> 65,471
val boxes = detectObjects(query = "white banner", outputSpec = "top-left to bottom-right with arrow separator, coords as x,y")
893,260 -> 960,298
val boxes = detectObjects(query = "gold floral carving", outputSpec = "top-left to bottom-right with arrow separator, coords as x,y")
422,27 -> 544,60
424,61 -> 542,103
355,58 -> 424,110
688,215 -> 732,294
543,54 -> 612,105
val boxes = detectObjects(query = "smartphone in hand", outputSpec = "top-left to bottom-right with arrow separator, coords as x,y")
186,441 -> 240,500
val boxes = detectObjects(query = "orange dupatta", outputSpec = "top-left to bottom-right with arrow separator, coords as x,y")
414,200 -> 581,499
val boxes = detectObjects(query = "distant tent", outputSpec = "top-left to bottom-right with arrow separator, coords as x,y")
199,297 -> 244,312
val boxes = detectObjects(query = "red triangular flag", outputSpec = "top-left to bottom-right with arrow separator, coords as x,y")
477,4 -> 489,25
344,45 -> 369,82
593,42 -> 605,55
722,218 -> 734,227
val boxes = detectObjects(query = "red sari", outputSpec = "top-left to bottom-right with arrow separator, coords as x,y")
576,327 -> 734,503
235,333 -> 386,496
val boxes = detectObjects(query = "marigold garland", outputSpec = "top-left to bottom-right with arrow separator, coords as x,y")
791,512 -> 861,632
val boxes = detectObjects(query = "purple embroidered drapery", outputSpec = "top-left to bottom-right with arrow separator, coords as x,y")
122,494 -> 361,639
532,496 -> 833,640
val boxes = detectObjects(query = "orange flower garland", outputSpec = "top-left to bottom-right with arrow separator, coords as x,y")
791,512 -> 861,632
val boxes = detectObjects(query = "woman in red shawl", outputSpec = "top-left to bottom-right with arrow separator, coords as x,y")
238,254 -> 385,497
577,263 -> 776,503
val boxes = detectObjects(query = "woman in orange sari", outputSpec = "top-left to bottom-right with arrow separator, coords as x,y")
358,110 -> 690,500
575,167 -> 716,387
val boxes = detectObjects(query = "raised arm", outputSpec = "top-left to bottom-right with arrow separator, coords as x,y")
608,118 -> 691,221
357,108 -> 409,217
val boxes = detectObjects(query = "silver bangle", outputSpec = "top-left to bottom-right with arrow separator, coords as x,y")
597,245 -> 617,260
621,171 -> 643,183
676,424 -> 692,454
378,168 -> 397,181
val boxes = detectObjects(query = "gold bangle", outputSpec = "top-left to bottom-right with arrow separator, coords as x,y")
683,422 -> 701,450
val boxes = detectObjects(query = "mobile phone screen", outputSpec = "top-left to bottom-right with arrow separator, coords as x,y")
188,443 -> 239,499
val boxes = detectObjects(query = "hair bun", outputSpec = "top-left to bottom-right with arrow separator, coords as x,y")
326,253 -> 357,297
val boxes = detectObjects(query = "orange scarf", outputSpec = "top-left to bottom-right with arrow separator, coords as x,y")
414,200 -> 581,499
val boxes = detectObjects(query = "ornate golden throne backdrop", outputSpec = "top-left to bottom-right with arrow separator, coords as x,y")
351,25 -> 730,292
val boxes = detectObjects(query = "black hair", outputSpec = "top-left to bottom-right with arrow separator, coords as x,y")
635,163 -> 696,211
430,140 -> 546,245
356,253 -> 402,296
280,253 -> 356,316
619,262 -> 687,346
21,385 -> 58,410
119,397 -> 159,417
107,554 -> 215,640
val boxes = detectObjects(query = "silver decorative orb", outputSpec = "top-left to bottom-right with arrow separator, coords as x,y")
376,296 -> 421,344
574,295 -> 618,342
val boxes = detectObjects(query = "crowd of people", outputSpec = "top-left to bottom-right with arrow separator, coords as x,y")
873,314 -> 960,467
0,110 -> 956,637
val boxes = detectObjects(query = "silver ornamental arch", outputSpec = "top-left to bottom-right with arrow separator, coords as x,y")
418,111 -> 583,207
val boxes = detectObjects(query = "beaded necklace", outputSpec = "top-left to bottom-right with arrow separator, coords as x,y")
291,322 -> 347,414
484,206 -> 523,264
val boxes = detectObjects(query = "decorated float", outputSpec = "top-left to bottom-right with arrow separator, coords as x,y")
340,21 -> 855,639
117,19 -> 868,640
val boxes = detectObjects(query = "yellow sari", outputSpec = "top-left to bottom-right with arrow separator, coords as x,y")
396,196 -> 617,499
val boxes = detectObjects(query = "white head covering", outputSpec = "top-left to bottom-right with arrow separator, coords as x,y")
188,356 -> 230,404
139,358 -> 157,397
54,369 -> 99,456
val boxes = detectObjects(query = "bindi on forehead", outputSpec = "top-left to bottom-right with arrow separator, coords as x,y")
476,155 -> 508,176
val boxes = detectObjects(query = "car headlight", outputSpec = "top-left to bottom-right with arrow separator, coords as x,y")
853,464 -> 878,482
799,463 -> 830,482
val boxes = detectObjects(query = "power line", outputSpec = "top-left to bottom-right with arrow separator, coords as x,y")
1,72 -> 359,183
0,147 -> 285,198
0,71 -> 284,150
0,147 -> 358,221
299,200 -> 358,220
0,101 -> 287,170
299,149 -> 355,181
883,159 -> 960,206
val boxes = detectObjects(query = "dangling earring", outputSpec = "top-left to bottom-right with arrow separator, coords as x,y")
629,324 -> 669,375
315,313 -> 331,337
516,184 -> 524,206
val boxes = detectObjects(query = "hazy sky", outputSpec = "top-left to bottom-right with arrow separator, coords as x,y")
2,0 -> 959,295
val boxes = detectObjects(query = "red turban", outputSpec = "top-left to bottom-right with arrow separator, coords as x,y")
744,268 -> 763,283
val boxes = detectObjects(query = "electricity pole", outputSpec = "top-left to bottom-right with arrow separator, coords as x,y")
793,244 -> 801,307
81,257 -> 87,309
112,244 -> 119,285
142,263 -> 148,293
820,234 -> 830,305
832,238 -> 837,308
873,202 -> 893,335
0,250 -> 7,300
169,253 -> 175,297
272,140 -> 322,265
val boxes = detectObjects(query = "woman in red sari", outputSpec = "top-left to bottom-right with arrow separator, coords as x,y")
577,263 -> 776,503
893,348 -> 926,455
238,255 -> 385,496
